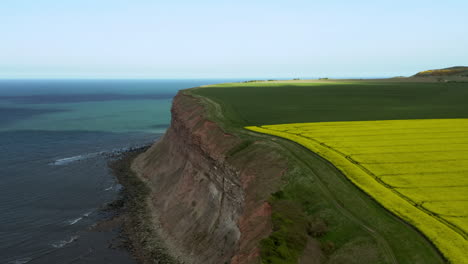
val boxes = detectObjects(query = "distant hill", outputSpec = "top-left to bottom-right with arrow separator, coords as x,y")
414,66 -> 468,77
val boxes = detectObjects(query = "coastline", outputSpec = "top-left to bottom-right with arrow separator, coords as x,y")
108,145 -> 176,264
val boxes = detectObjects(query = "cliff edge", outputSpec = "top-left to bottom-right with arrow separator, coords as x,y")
131,92 -> 286,264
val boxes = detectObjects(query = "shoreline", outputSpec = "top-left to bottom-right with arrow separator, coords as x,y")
107,145 -> 176,264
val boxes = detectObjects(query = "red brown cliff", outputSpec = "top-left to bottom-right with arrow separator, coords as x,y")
131,92 -> 286,264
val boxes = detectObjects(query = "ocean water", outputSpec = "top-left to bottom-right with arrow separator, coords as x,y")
0,79 -> 237,264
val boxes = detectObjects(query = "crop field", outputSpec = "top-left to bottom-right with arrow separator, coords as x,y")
246,119 -> 468,263
195,81 -> 468,126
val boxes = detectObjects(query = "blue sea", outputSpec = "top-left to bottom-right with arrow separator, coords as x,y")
0,79 -> 239,264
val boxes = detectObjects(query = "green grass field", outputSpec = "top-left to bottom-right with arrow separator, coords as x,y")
189,80 -> 468,264
195,81 -> 468,125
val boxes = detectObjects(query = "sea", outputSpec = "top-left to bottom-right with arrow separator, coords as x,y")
0,79 -> 239,264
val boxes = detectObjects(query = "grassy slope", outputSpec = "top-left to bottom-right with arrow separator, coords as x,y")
189,80 -> 468,264
414,66 -> 468,77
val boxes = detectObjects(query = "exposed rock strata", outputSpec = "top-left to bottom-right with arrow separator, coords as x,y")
132,92 -> 285,264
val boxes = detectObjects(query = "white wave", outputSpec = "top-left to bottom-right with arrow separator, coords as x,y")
66,210 -> 94,225
105,184 -> 123,192
51,155 -> 85,165
51,235 -> 79,248
49,143 -> 150,166
49,152 -> 103,166
83,210 -> 93,217
66,217 -> 83,225
8,258 -> 32,264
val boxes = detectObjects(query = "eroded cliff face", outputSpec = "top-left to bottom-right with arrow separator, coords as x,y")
132,92 -> 286,264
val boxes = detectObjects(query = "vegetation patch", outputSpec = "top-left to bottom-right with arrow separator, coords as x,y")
226,139 -> 254,157
260,194 -> 309,264
414,66 -> 468,77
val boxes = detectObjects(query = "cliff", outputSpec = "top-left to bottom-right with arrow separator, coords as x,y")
131,92 -> 286,264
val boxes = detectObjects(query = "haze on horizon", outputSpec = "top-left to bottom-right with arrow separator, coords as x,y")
1,0 -> 467,79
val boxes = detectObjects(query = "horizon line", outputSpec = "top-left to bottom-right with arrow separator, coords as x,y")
0,75 -> 397,81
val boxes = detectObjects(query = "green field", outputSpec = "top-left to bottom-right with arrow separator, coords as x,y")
195,81 -> 468,125
189,80 -> 468,263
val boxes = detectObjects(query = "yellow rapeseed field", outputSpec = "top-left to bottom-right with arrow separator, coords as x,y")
246,119 -> 468,263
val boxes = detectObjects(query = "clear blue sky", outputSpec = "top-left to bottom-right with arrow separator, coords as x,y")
1,0 -> 467,79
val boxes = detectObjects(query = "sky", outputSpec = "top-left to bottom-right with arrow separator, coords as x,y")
1,0 -> 467,79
